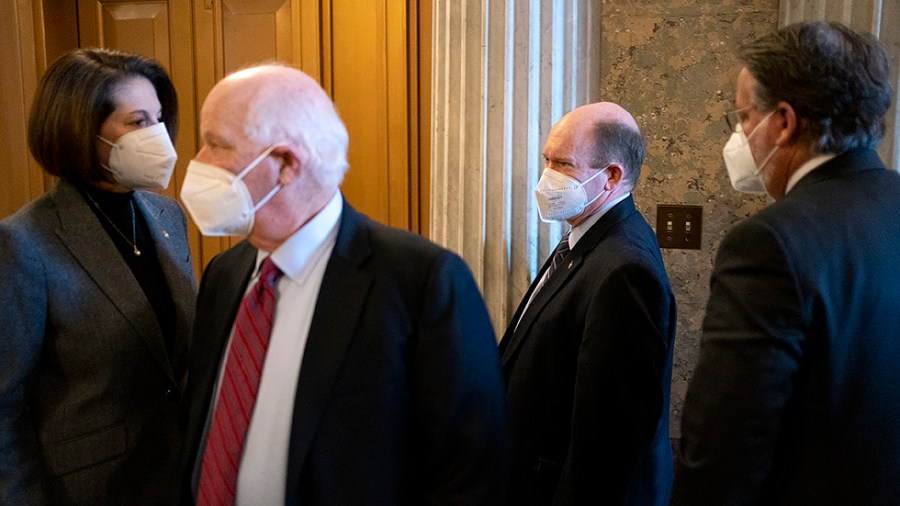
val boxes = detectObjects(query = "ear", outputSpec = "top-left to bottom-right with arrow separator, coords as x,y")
604,163 -> 624,190
773,101 -> 799,146
270,144 -> 306,185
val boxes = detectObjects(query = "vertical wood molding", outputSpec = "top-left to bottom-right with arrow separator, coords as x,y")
430,0 -> 600,333
779,0 -> 900,169
0,0 -> 40,217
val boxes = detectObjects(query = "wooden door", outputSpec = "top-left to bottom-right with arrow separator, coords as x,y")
0,0 -> 44,215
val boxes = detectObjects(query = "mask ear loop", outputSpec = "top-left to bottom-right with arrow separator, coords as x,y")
251,182 -> 283,213
236,144 -> 285,213
754,145 -> 779,176
744,112 -> 778,176
581,165 -> 612,207
95,134 -> 120,172
234,145 -> 279,181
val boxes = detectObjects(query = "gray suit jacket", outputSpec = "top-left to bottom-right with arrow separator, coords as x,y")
0,180 -> 196,505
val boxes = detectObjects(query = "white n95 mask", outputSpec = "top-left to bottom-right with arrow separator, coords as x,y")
722,111 -> 778,195
97,122 -> 178,190
180,145 -> 281,237
534,167 -> 606,222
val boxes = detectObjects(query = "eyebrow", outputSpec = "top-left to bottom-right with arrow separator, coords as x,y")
125,107 -> 163,117
544,153 -> 574,165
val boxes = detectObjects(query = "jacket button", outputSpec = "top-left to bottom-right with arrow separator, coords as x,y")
165,388 -> 178,401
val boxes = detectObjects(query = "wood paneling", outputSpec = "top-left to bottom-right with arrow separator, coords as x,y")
331,1 -> 409,228
220,0 -> 294,72
80,2 -> 171,60
0,0 -> 45,219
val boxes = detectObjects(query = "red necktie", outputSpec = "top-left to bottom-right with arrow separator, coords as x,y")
197,257 -> 282,505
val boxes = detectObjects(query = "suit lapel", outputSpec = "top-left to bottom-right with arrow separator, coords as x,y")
184,241 -> 256,487
286,202 -> 373,492
134,193 -> 196,380
194,243 -> 257,396
51,181 -> 174,380
500,196 -> 638,367
498,254 -> 552,355
500,249 -> 583,368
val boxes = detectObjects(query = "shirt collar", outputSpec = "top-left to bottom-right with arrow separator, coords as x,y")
785,153 -> 837,194
568,192 -> 630,249
255,191 -> 343,281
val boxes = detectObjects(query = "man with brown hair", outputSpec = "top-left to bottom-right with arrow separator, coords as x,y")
675,21 -> 900,505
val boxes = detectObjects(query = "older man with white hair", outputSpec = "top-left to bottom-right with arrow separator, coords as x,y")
179,64 -> 508,506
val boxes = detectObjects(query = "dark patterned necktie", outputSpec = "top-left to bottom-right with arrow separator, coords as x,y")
545,232 -> 571,280
197,257 -> 282,505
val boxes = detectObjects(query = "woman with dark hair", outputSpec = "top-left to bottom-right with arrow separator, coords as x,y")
0,47 -> 195,504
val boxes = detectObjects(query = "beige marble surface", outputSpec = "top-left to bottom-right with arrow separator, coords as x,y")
598,0 -> 779,435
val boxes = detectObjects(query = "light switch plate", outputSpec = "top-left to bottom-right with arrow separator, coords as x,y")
656,204 -> 702,250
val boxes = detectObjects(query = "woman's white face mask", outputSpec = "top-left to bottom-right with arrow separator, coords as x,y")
180,145 -> 281,237
97,122 -> 178,190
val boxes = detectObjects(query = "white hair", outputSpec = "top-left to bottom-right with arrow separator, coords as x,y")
240,65 -> 349,188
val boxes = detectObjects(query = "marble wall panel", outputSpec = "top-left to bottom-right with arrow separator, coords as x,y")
598,0 -> 779,435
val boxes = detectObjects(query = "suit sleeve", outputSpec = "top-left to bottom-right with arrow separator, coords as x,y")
0,224 -> 50,504
673,219 -> 806,504
410,251 -> 510,506
554,259 -> 674,504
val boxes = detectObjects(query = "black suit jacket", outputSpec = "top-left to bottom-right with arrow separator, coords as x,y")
674,149 -> 900,505
0,180 -> 196,505
182,201 -> 508,505
500,196 -> 676,505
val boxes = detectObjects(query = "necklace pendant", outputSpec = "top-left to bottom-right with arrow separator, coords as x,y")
134,247 -> 142,257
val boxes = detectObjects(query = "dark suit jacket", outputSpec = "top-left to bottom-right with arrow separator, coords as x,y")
674,149 -> 900,505
0,179 -> 196,505
182,201 -> 508,505
500,196 -> 677,506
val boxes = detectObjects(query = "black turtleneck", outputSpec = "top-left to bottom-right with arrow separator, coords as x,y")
80,185 -> 177,356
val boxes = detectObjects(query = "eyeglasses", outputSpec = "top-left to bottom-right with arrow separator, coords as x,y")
724,106 -> 753,134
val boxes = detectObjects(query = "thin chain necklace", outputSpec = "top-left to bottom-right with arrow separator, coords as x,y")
84,190 -> 142,257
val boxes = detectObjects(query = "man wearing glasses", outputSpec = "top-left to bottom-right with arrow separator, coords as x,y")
672,21 -> 900,505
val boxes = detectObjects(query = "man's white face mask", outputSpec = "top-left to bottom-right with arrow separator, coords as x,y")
533,167 -> 608,222
180,145 -> 282,237
722,111 -> 779,194
97,122 -> 178,190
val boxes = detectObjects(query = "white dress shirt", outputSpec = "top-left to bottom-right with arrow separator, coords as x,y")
785,153 -> 836,194
215,191 -> 342,505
